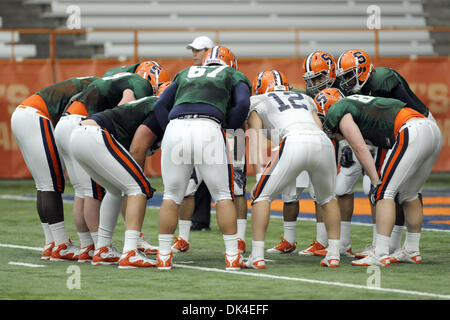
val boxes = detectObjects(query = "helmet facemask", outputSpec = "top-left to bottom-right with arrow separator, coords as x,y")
304,71 -> 335,95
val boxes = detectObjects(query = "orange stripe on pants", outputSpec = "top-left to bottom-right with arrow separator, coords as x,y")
103,131 -> 151,197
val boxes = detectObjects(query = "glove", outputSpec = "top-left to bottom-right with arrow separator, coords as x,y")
369,181 -> 381,206
340,146 -> 355,168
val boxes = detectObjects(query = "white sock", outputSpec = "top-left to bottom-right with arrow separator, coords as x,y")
97,226 -> 114,248
389,225 -> 404,253
283,221 -> 297,245
223,234 -> 238,256
340,221 -> 351,248
97,192 -> 122,248
237,219 -> 247,241
78,231 -> 93,248
375,234 -> 390,257
404,232 -> 421,253
158,234 -> 174,255
371,224 -> 377,246
316,222 -> 328,246
178,220 -> 192,242
251,240 -> 265,259
41,223 -> 54,244
90,232 -> 98,249
49,221 -> 69,245
327,239 -> 340,258
123,229 -> 140,253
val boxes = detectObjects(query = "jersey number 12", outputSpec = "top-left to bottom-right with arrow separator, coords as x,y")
268,92 -> 308,112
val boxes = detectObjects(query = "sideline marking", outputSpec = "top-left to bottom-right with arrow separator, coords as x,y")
8,261 -> 45,268
2,194 -> 449,232
173,264 -> 450,300
1,242 -> 449,300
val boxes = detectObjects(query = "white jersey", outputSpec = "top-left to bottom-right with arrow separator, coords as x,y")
249,90 -> 321,143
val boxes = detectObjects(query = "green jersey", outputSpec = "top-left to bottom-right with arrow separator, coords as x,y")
75,72 -> 153,115
172,66 -> 251,116
362,67 -> 429,117
103,63 -> 140,77
324,94 -> 406,149
97,96 -> 158,150
37,76 -> 97,124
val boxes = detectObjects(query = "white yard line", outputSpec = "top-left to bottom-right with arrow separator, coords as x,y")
8,261 -> 45,268
173,264 -> 450,300
1,242 -> 449,299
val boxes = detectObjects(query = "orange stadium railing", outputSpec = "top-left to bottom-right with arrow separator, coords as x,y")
1,27 -> 450,62
0,28 -> 449,177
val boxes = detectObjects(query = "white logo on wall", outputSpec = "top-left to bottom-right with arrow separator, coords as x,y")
366,5 -> 381,30
66,5 -> 81,30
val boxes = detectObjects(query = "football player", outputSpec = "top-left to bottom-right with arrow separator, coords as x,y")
148,46 -> 251,270
315,88 -> 442,266
54,70 -> 160,264
247,70 -> 342,269
69,83 -> 170,268
335,49 -> 434,259
11,76 -> 97,261
266,51 -> 341,257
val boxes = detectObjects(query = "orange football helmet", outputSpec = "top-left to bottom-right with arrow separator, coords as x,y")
135,60 -> 171,95
253,70 -> 289,95
202,46 -> 238,69
314,88 -> 345,115
303,51 -> 336,95
336,49 -> 373,94
156,81 -> 171,97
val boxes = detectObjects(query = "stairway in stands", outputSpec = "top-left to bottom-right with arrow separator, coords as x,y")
423,0 -> 450,56
0,0 -> 101,58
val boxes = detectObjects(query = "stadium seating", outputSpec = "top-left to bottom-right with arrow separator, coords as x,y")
19,0 -> 439,58
0,16 -> 37,59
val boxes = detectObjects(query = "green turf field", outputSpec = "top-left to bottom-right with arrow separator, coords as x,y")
0,176 -> 449,301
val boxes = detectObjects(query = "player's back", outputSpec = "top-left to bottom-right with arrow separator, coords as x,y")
77,72 -> 153,115
250,90 -> 320,140
363,67 -> 429,117
38,76 -> 97,123
173,65 -> 251,116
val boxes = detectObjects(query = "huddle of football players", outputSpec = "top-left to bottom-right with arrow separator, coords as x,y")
11,41 -> 442,270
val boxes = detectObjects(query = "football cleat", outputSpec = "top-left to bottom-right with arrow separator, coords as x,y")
238,238 -> 246,254
389,248 -> 422,264
298,239 -> 326,256
266,237 -> 297,254
225,252 -> 245,271
137,232 -> 158,255
171,236 -> 190,254
118,249 -> 157,269
351,252 -> 390,267
244,255 -> 266,270
320,256 -> 340,268
91,246 -> 120,265
50,240 -> 79,261
78,243 -> 95,263
41,242 -> 55,261
354,244 -> 376,259
156,251 -> 173,270
314,244 -> 355,257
